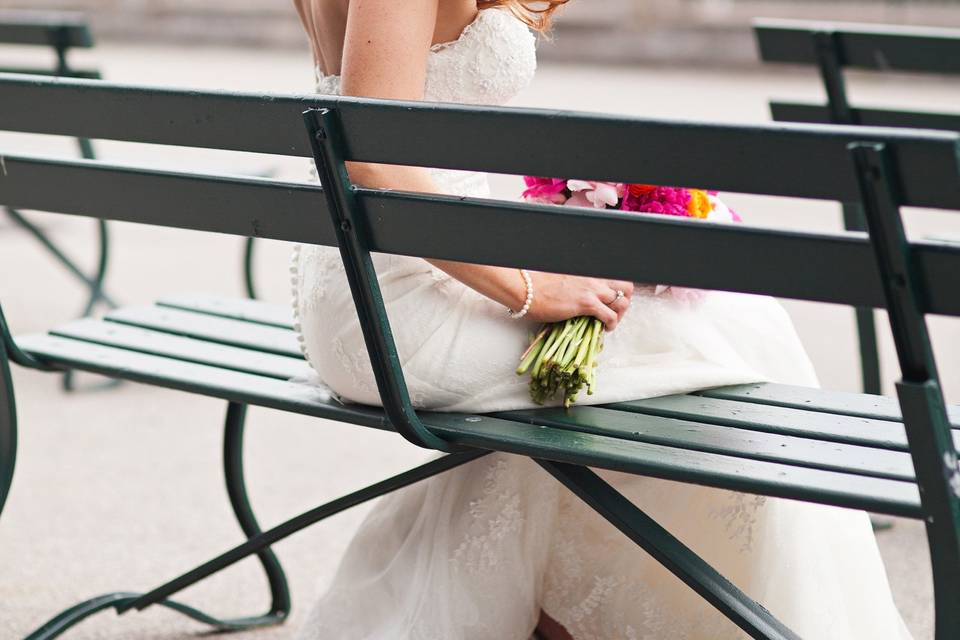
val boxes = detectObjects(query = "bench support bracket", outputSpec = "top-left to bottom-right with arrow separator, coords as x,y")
812,29 -> 882,395
303,107 -> 456,452
851,142 -> 960,640
538,460 -> 801,640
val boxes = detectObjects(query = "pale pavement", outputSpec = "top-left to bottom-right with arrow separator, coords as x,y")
1,41 -> 955,638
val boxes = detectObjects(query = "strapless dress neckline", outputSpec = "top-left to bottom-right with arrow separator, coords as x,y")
312,8 -> 537,105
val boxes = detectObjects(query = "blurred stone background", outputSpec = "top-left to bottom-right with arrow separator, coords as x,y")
3,0 -> 960,65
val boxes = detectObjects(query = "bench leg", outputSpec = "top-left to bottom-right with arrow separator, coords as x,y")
23,401 -> 487,638
243,237 -> 257,299
0,339 -> 17,520
222,401 -> 291,622
23,401 -> 290,638
537,460 -> 800,640
117,447 -> 488,614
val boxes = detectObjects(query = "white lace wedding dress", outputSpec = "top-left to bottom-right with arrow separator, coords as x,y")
291,8 -> 912,639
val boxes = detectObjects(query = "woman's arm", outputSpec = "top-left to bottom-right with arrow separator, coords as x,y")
336,0 -> 633,329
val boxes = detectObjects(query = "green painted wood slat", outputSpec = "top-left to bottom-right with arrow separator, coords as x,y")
0,155 -> 332,246
1,74 -> 959,208
157,294 -> 296,329
110,297 -> 960,448
0,66 -> 100,79
104,307 -> 302,358
754,18 -> 960,74
6,154 -> 960,315
12,333 -> 924,518
37,308 -> 944,479
769,102 -> 960,133
614,394 -> 960,450
496,405 -> 916,481
702,382 -> 960,425
0,11 -> 93,48
51,318 -> 312,381
41,312 -> 923,482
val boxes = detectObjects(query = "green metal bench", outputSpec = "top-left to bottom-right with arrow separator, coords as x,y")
0,11 -> 116,393
2,72 -> 960,639
754,18 -> 960,397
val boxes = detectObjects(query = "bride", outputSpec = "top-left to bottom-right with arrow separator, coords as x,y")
290,1 -> 913,638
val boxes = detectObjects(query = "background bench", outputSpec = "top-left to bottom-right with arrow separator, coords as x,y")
0,11 -> 115,394
754,17 -> 960,399
0,9 -> 267,321
2,73 -> 960,640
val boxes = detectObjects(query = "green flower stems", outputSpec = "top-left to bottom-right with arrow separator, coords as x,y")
516,316 -> 605,407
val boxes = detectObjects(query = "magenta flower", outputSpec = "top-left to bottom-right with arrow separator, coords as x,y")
522,176 -> 569,204
564,180 -> 625,209
621,186 -> 691,217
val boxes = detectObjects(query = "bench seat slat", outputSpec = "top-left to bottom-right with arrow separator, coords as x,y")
0,66 -> 100,79
46,311 -> 926,481
105,306 -> 301,358
701,382 -> 960,425
51,318 -> 312,381
496,406 -> 916,481
17,333 -> 388,429
429,417 -> 921,519
15,333 -> 922,518
115,297 -> 960,439
614,394 -> 960,451
157,294 -> 296,329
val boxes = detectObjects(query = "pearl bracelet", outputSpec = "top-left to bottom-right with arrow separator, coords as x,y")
507,269 -> 534,319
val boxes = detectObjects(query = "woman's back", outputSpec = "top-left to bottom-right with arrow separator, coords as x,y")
293,0 -> 483,76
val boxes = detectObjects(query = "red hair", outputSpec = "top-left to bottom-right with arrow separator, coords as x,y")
477,0 -> 569,33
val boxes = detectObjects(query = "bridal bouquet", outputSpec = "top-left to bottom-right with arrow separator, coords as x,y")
516,177 -> 741,407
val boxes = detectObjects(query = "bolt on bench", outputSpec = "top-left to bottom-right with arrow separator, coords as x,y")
1,73 -> 960,640
754,17 -> 960,398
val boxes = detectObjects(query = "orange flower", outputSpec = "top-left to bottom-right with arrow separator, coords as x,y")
687,189 -> 712,219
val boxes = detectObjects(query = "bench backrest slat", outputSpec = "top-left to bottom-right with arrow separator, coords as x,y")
5,151 -> 960,316
0,11 -> 93,49
770,103 -> 960,134
2,75 -> 960,315
755,18 -> 960,74
755,19 -> 960,136
0,155 -> 332,245
2,74 -> 959,209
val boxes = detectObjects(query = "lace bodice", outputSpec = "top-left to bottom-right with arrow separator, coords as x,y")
291,7 -> 538,378
314,7 -> 537,106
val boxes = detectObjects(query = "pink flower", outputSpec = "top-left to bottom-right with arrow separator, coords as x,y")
522,176 -> 568,204
621,186 -> 691,217
565,180 -> 625,209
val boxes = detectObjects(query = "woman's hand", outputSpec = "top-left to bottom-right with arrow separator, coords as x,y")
427,261 -> 633,331
527,272 -> 634,331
